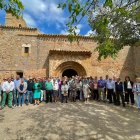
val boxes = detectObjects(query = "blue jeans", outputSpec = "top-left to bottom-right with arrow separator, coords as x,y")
26,91 -> 33,104
79,90 -> 83,100
13,89 -> 19,106
61,94 -> 68,103
135,94 -> 140,109
18,93 -> 24,106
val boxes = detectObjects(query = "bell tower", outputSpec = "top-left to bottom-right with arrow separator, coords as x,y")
5,12 -> 27,27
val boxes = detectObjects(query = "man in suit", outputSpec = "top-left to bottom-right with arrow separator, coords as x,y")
115,78 -> 125,107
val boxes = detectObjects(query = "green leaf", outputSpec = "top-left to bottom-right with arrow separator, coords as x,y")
68,3 -> 72,13
104,0 -> 113,8
62,3 -> 66,9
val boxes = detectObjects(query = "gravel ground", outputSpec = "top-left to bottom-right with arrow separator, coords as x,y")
0,101 -> 140,140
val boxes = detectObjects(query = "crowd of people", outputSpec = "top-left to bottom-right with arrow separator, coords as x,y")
0,75 -> 140,110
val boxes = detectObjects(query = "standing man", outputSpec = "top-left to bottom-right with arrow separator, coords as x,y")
17,78 -> 27,107
26,77 -> 34,104
45,78 -> 53,103
76,79 -> 83,101
1,78 -> 14,109
52,78 -> 59,102
14,75 -> 21,107
69,78 -> 77,102
106,78 -> 115,104
105,75 -> 109,100
98,77 -> 106,101
115,78 -> 125,107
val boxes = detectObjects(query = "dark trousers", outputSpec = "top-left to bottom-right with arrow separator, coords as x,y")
76,90 -> 80,100
13,89 -> 18,106
116,91 -> 125,106
90,90 -> 94,100
108,89 -> 116,103
1,90 -> 3,104
125,89 -> 134,104
61,94 -> 68,103
46,90 -> 52,103
93,89 -> 99,100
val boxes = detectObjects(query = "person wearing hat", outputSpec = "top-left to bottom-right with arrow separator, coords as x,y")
133,77 -> 140,110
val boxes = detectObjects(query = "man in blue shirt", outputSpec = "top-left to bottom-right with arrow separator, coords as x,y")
115,78 -> 125,107
98,76 -> 106,101
14,75 -> 21,107
106,78 -> 115,103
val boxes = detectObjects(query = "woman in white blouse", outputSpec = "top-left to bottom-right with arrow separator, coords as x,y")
61,81 -> 68,103
124,76 -> 134,105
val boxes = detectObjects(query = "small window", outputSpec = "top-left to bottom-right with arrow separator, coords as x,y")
24,47 -> 29,53
24,47 -> 29,57
19,24 -> 22,28
22,44 -> 31,57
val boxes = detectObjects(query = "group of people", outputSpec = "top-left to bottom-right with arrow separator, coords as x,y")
0,75 -> 140,110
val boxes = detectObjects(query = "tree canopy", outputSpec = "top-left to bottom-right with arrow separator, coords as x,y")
0,0 -> 24,17
58,0 -> 140,60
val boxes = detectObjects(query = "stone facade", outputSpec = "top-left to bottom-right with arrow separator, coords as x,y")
0,14 -> 139,80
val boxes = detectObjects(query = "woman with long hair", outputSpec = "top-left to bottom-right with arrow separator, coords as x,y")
124,76 -> 134,105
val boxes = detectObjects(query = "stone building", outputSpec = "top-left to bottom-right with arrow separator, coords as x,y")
0,13 -> 140,80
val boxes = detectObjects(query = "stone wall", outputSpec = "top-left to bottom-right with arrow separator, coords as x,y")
36,36 -> 135,79
0,26 -> 136,80
5,13 -> 27,27
0,27 -> 39,80
134,46 -> 140,78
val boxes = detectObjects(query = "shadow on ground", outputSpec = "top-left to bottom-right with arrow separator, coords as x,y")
0,102 -> 140,140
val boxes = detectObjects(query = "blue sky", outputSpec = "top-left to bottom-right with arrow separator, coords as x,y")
0,0 -> 93,35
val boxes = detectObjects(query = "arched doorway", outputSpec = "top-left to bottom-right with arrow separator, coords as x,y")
54,61 -> 86,77
62,69 -> 78,77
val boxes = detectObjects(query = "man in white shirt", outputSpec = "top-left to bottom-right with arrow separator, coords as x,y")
1,78 -> 14,109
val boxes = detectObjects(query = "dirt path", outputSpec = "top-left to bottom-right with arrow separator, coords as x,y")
0,102 -> 140,140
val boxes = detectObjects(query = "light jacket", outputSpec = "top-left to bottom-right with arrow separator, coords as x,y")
17,82 -> 27,93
